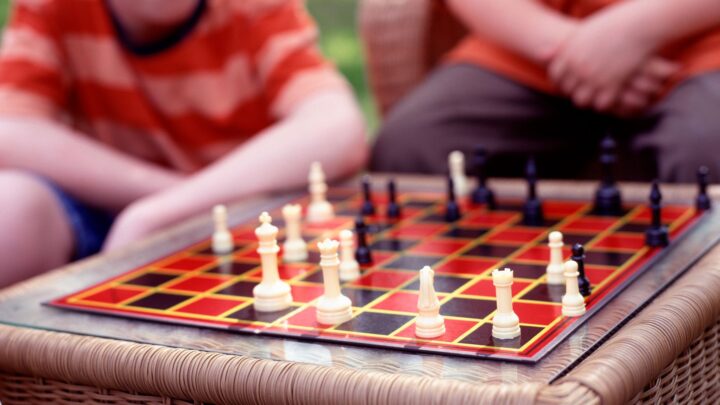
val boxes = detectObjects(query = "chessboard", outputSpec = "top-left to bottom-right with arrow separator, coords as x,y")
48,183 -> 705,363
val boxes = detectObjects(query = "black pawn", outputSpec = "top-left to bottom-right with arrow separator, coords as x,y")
386,179 -> 401,219
445,176 -> 461,222
645,180 -> 669,247
354,217 -> 373,264
594,135 -> 623,216
522,157 -> 544,226
696,166 -> 711,211
571,243 -> 592,297
471,146 -> 496,208
361,175 -> 375,216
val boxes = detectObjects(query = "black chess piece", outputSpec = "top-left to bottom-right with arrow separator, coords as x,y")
386,179 -> 401,219
571,243 -> 592,297
471,146 -> 496,208
696,166 -> 711,211
445,176 -> 461,222
522,157 -> 543,226
594,135 -> 623,216
354,217 -> 373,264
645,180 -> 669,247
361,175 -> 375,216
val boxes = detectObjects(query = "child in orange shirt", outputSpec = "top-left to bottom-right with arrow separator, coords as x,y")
372,0 -> 720,181
0,0 -> 366,288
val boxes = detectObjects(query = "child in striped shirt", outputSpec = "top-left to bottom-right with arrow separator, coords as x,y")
0,0 -> 367,288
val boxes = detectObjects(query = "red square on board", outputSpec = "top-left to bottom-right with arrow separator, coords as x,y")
461,212 -> 517,227
513,302 -> 561,326
304,218 -> 353,232
351,270 -> 416,289
461,278 -> 532,298
562,217 -> 616,232
82,286 -> 144,304
159,257 -> 216,271
387,223 -> 445,238
593,234 -> 645,250
237,248 -> 260,260
290,284 -> 324,303
409,239 -> 468,255
232,228 -> 257,242
515,245 -> 571,262
633,205 -> 688,223
543,201 -> 585,217
485,228 -> 544,245
372,291 -> 420,313
174,297 -> 245,316
435,258 -> 499,275
165,275 -> 230,293
395,318 -> 478,343
586,266 -> 614,285
278,263 -> 315,280
286,306 -> 329,328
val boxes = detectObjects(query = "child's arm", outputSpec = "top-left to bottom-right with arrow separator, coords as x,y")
103,89 -> 366,250
0,118 -> 183,212
446,0 -> 577,64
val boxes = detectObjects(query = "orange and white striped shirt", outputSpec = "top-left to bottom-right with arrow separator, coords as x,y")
0,0 -> 349,171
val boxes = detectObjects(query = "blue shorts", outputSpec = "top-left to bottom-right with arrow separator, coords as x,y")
48,184 -> 115,260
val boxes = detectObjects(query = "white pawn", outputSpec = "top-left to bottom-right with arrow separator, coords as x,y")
282,204 -> 308,262
253,212 -> 293,312
212,205 -> 234,255
306,161 -> 334,223
338,229 -> 360,282
316,239 -> 353,325
449,151 -> 469,197
415,266 -> 445,339
562,260 -> 587,317
491,268 -> 521,340
546,231 -> 565,285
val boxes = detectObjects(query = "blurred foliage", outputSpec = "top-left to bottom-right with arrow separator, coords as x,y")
0,0 -> 377,130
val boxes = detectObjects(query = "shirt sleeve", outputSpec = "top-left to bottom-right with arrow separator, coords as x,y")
246,0 -> 350,118
0,0 -> 68,119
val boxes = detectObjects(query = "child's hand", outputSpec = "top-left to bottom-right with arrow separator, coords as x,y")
104,198 -> 167,252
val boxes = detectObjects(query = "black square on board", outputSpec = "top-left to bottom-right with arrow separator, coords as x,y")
335,312 -> 413,335
418,213 -> 448,223
561,233 -> 595,246
342,287 -> 387,306
205,261 -> 258,275
226,305 -> 296,323
126,292 -> 190,310
382,255 -> 442,270
371,239 -> 418,252
216,281 -> 258,297
617,223 -> 648,233
460,323 -> 544,348
301,270 -> 325,283
584,250 -> 634,267
520,283 -> 565,303
463,244 -> 518,258
123,272 -> 178,287
403,275 -> 470,293
443,227 -> 489,239
403,200 -> 436,208
197,245 -> 245,256
441,297 -> 495,319
506,262 -> 547,279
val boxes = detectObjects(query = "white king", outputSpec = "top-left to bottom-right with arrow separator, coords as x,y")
316,239 -> 353,325
415,266 -> 445,339
491,268 -> 521,340
252,212 -> 293,312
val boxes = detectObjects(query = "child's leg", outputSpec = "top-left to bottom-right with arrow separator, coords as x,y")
0,171 -> 74,289
371,64 -> 610,178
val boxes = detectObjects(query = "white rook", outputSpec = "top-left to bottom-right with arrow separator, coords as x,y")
316,239 -> 353,325
253,212 -> 293,312
546,231 -> 565,285
562,260 -> 586,317
492,268 -> 521,340
282,204 -> 308,262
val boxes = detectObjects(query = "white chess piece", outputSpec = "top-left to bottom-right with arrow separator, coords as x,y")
316,239 -> 353,325
562,260 -> 587,317
415,266 -> 445,339
491,268 -> 521,340
449,151 -> 469,197
338,229 -> 360,281
546,231 -> 565,285
306,161 -> 334,223
212,205 -> 234,255
282,204 -> 308,262
253,212 -> 293,312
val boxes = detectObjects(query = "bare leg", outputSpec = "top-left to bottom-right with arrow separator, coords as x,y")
0,171 -> 74,289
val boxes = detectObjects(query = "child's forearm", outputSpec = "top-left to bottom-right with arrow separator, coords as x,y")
447,0 -> 577,64
0,118 -> 183,211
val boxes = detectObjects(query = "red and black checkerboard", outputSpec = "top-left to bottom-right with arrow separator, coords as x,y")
49,187 -> 703,362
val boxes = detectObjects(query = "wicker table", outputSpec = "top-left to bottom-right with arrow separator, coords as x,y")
1,177 -> 720,404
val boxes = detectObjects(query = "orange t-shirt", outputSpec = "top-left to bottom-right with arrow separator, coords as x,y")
0,0 -> 348,171
448,0 -> 720,94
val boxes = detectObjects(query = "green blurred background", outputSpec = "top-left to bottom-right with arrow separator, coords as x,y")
0,0 -> 377,129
